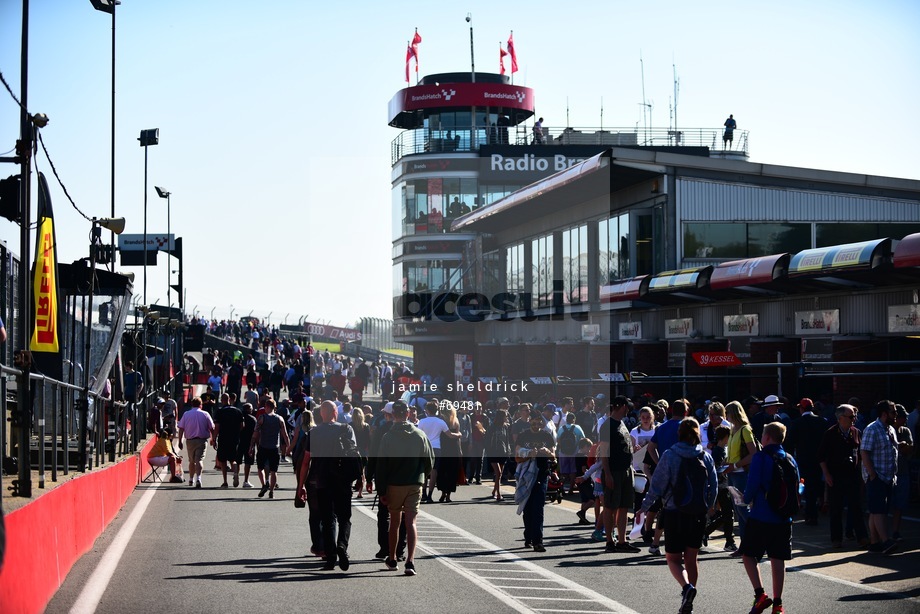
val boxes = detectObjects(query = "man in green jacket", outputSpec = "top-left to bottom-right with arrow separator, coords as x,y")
377,400 -> 434,576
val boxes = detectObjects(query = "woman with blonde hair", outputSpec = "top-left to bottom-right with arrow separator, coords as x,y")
437,405 -> 462,502
725,400 -> 758,550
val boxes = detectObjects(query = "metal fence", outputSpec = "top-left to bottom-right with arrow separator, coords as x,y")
391,125 -> 749,164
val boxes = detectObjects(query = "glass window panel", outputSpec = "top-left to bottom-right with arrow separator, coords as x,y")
683,223 -> 746,259
618,212 -> 630,278
748,223 -> 810,256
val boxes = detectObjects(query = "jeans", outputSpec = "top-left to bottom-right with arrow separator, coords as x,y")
728,471 -> 749,539
523,478 -> 548,545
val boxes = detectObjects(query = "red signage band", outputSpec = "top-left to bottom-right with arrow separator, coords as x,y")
692,351 -> 742,367
389,82 -> 535,122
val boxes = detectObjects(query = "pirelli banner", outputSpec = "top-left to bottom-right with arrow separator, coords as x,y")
30,173 -> 63,380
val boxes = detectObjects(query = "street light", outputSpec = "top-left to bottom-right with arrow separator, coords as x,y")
154,186 -> 171,313
89,0 -> 120,262
138,128 -> 158,307
229,304 -> 235,321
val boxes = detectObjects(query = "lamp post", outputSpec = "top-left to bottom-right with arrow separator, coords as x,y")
155,186 -> 171,313
89,0 -> 119,261
137,128 -> 158,307
229,304 -> 235,321
466,13 -> 476,150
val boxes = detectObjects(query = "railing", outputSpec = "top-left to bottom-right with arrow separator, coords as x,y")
0,361 -> 173,498
392,125 -> 749,164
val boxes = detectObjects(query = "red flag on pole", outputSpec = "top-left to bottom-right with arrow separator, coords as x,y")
411,29 -> 422,74
500,44 -> 508,75
507,31 -> 518,74
405,42 -> 415,83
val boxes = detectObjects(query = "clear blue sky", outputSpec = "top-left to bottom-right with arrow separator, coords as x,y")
1,0 -> 918,326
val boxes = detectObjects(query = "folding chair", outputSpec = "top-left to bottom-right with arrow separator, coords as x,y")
144,460 -> 164,483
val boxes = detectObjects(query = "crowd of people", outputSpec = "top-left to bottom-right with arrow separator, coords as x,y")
144,339 -> 917,612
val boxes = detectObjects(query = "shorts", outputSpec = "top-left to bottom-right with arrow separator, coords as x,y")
256,446 -> 281,473
148,456 -> 170,467
185,438 -> 207,465
236,444 -> 254,466
386,484 -> 423,513
739,517 -> 792,561
488,456 -> 508,467
579,481 -> 595,503
603,467 -> 634,510
865,477 -> 893,514
216,438 -> 239,463
558,455 -> 577,474
432,447 -> 442,471
661,509 -> 706,553
891,473 -> 910,512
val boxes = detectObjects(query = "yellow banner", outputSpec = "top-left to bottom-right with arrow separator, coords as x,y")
30,217 -> 59,352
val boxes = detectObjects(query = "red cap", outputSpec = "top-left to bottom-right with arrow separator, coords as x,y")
797,398 -> 814,410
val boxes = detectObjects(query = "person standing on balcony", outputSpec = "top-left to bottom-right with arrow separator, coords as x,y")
723,114 -> 736,149
533,117 -> 545,145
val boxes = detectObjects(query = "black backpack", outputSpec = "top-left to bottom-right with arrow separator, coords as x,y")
671,453 -> 709,515
766,452 -> 800,517
557,425 -> 578,456
331,424 -> 363,484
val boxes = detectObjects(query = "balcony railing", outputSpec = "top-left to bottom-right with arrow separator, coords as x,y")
392,125 -> 749,164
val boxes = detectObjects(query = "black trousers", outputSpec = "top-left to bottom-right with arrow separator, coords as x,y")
800,464 -> 824,521
828,471 -> 867,542
306,482 -> 323,552
318,481 -> 353,562
377,502 -> 407,556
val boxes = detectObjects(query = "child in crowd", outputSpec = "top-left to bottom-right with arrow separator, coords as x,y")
705,425 -> 736,551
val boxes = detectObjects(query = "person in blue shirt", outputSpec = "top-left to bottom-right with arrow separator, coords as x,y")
740,422 -> 799,614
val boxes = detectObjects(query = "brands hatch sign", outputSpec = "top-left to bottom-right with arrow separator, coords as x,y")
118,233 -> 175,252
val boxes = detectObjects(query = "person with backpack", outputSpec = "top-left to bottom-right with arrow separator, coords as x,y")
557,412 -> 586,494
740,421 -> 799,614
639,418 -> 718,614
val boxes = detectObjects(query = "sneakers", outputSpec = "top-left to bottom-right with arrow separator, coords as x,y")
616,541 -> 641,553
730,548 -> 745,558
723,542 -> 738,552
404,560 -> 417,576
242,481 -> 253,488
384,557 -> 398,571
648,544 -> 661,556
337,547 -> 350,571
680,584 -> 697,614
576,510 -> 591,525
268,490 -> 274,499
524,540 -> 532,548
169,476 -> 184,483
881,539 -> 898,555
188,479 -> 194,486
532,544 -> 546,553
220,483 -> 229,489
772,606 -> 785,614
749,594 -> 773,614
590,529 -> 605,542
374,549 -> 388,560
258,484 -> 269,498
604,542 -> 618,553
233,475 -> 240,488
195,481 -> 202,489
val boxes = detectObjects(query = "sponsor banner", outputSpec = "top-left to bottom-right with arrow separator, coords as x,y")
693,351 -> 742,367
582,324 -> 600,341
665,317 -> 693,339
888,304 -> 920,333
723,314 -> 759,337
118,233 -> 175,252
668,340 -> 686,368
389,82 -> 535,121
619,321 -> 642,340
402,157 -> 480,177
795,310 -> 840,335
304,322 -> 363,342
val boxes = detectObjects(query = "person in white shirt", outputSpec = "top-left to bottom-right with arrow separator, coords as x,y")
417,401 -> 460,503
629,406 -> 658,471
700,401 -> 733,450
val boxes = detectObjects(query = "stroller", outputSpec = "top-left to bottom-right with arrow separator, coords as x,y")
546,461 -> 565,504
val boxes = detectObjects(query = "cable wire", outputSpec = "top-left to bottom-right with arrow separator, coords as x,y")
38,131 -> 92,222
0,70 -> 25,110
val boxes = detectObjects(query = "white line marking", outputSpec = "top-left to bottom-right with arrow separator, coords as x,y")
69,483 -> 160,614
516,597 -> 596,601
479,577 -> 564,582
493,586 -> 575,591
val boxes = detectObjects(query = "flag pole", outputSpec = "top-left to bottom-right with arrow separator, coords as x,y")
414,27 -> 419,85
